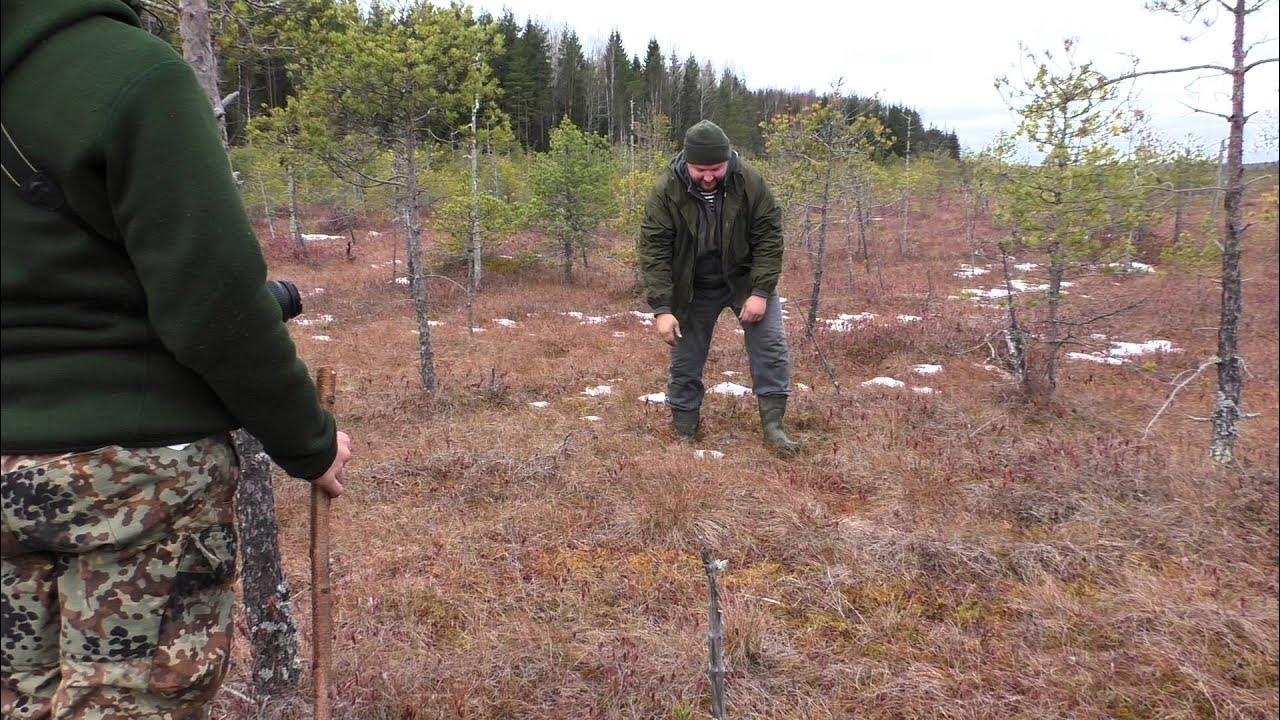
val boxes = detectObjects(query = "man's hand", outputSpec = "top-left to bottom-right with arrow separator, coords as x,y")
312,431 -> 352,498
655,313 -> 682,346
739,295 -> 767,323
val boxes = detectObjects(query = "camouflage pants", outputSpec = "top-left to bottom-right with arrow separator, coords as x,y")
1,436 -> 239,720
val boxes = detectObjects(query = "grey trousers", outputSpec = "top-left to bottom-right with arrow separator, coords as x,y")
667,286 -> 791,412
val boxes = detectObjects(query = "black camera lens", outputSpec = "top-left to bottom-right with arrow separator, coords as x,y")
266,280 -> 303,322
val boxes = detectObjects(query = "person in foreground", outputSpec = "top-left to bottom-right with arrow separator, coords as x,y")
639,119 -> 801,458
1,1 -> 351,716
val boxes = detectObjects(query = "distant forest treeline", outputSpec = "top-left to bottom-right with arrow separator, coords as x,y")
175,2 -> 959,158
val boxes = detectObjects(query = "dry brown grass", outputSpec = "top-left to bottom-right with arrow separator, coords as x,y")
214,185 -> 1278,719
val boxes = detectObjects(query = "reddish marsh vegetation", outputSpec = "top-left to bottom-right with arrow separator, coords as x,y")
218,185 -> 1278,719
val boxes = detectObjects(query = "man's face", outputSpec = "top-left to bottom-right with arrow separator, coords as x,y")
687,161 -> 728,191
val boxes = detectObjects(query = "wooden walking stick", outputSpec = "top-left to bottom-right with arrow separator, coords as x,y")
311,367 -> 337,720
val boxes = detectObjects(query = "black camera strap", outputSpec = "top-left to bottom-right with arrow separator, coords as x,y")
2,121 -> 108,240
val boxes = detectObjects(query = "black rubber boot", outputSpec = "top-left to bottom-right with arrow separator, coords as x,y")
758,396 -> 800,458
671,408 -> 700,444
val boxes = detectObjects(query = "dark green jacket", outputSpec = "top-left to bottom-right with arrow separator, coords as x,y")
1,0 -> 336,479
638,152 -> 784,328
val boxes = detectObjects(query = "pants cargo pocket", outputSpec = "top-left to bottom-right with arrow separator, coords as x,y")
146,523 -> 237,698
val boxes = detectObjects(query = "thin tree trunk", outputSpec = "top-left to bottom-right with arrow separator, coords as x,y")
178,0 -> 226,145
1211,0 -> 1249,463
805,148 -> 834,337
233,431 -> 301,696
1172,192 -> 1184,245
259,180 -> 277,243
287,163 -> 307,260
699,546 -> 728,720
898,116 -> 912,256
999,244 -> 1028,388
855,184 -> 872,271
404,119 -> 437,396
964,185 -> 978,259
1044,238 -> 1066,392
843,208 -> 858,294
468,94 -> 483,294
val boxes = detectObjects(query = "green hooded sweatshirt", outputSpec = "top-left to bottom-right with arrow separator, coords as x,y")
1,0 -> 336,480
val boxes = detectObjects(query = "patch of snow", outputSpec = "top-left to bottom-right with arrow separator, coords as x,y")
962,288 -> 1010,300
470,327 -> 487,333
582,416 -> 602,422
427,320 -> 444,327
1009,279 -> 1049,292
638,392 -> 666,404
630,311 -> 655,321
564,311 -> 585,319
367,230 -> 381,237
897,314 -> 922,323
1067,352 -> 1126,366
305,287 -> 326,297
582,385 -> 613,397
955,264 -> 990,278
913,364 -> 943,376
493,318 -> 519,328
1108,339 -> 1179,357
825,312 -> 877,332
294,314 -> 334,326
709,382 -> 752,396
393,277 -> 410,285
694,449 -> 725,460
1014,262 -> 1039,272
796,383 -> 811,392
1108,261 -> 1157,274
310,335 -> 332,342
612,331 -> 627,338
722,371 -> 741,377
301,233 -> 344,242
911,386 -> 936,395
1090,333 -> 1109,341
529,401 -> 550,409
861,376 -> 906,389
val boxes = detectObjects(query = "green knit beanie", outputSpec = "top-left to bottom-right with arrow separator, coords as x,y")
683,120 -> 731,164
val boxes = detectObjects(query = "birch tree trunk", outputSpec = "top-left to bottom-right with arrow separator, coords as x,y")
288,163 -> 307,259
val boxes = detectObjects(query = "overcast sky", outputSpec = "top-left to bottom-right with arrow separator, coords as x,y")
445,0 -> 1279,162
